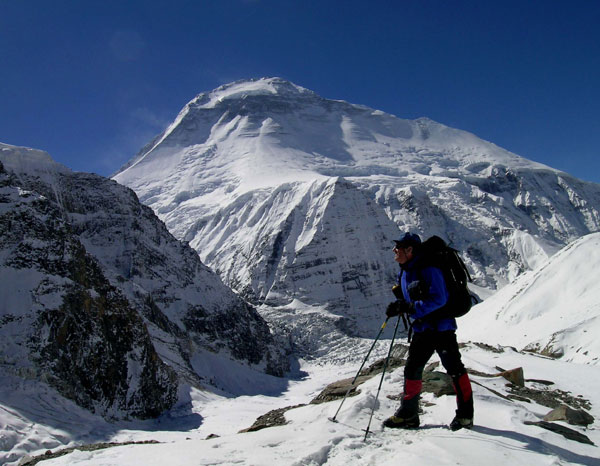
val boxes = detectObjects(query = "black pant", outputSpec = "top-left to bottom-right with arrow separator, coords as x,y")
400,330 -> 473,418
405,330 -> 467,380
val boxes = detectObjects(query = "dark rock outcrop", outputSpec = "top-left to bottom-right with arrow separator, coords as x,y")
543,405 -> 595,426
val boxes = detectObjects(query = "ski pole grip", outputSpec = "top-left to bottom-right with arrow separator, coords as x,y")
392,285 -> 403,300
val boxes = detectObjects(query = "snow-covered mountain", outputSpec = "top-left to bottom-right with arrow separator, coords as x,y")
114,77 -> 600,341
459,232 -> 600,366
0,143 -> 288,421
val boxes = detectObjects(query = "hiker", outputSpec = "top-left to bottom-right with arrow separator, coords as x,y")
383,232 -> 474,431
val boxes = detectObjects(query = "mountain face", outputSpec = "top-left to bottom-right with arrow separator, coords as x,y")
114,77 -> 600,341
0,143 -> 288,420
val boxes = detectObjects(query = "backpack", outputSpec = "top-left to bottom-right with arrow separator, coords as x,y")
416,235 -> 478,319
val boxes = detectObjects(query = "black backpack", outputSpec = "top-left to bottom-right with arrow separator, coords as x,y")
415,235 -> 478,319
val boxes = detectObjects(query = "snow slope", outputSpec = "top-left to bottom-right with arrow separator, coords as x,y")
459,232 -> 600,365
23,348 -> 600,466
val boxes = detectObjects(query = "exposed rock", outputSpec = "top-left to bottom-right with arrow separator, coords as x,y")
469,365 -> 592,413
359,356 -> 407,377
471,342 -> 505,353
422,371 -> 455,397
239,404 -> 306,433
507,385 -> 591,411
523,342 -> 565,359
0,145 -> 290,421
310,376 -> 372,405
466,368 -> 499,378
0,167 -> 177,419
497,367 -> 525,387
543,405 -> 594,426
525,379 -> 554,386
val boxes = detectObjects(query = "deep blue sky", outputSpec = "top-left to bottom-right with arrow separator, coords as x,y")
1,0 -> 599,183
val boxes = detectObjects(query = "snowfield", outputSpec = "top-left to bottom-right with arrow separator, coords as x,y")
9,342 -> 600,465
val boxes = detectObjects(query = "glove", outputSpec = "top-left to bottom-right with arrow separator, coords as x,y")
386,300 -> 414,318
386,301 -> 401,318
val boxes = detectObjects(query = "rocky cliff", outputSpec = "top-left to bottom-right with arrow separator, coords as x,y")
0,143 -> 289,419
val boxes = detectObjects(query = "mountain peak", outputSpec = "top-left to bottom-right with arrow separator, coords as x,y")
193,77 -> 315,109
0,142 -> 70,180
116,78 -> 552,195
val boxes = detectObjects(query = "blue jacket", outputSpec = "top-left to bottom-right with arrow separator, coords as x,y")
397,253 -> 457,333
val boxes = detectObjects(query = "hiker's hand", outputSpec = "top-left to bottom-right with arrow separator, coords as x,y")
398,299 -> 414,316
386,301 -> 401,318
386,300 -> 414,318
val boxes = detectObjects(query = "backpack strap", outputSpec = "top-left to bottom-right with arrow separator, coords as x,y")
398,269 -> 414,342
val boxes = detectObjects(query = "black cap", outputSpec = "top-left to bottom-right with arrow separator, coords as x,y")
393,232 -> 422,248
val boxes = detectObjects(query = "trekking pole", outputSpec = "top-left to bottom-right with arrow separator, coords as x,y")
329,317 -> 390,423
363,313 -> 401,441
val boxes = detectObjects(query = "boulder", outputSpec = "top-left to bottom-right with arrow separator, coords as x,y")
310,375 -> 373,404
497,367 -> 525,387
543,405 -> 594,426
423,371 -> 455,397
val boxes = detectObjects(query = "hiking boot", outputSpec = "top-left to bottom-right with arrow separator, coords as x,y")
449,416 -> 473,431
383,413 -> 420,429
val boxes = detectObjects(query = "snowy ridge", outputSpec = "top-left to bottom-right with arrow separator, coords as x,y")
116,78 -> 553,198
0,143 -> 70,176
459,232 -> 600,365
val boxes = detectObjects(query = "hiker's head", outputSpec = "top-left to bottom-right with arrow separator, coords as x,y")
393,232 -> 421,264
